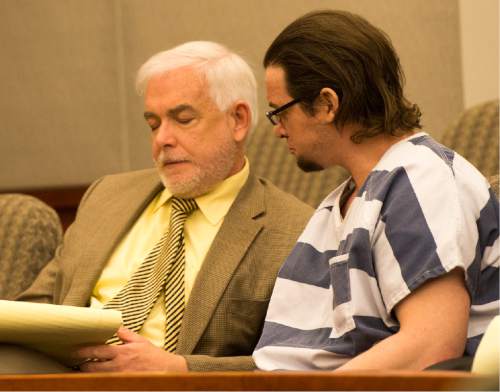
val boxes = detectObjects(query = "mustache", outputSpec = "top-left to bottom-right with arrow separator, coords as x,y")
155,151 -> 191,166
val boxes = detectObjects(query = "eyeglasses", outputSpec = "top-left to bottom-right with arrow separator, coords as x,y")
265,97 -> 302,125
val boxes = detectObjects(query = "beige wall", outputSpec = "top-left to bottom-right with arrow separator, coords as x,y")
459,0 -> 499,108
0,0 -> 467,189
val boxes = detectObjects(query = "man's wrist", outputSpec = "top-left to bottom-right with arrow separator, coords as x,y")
169,354 -> 188,372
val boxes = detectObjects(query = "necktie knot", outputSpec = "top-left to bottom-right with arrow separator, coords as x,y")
171,197 -> 198,214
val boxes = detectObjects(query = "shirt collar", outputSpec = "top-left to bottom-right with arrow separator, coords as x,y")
153,157 -> 250,225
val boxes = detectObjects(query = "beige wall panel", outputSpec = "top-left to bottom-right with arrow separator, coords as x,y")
123,0 -> 463,170
0,0 -> 122,189
459,0 -> 499,108
0,0 -> 463,188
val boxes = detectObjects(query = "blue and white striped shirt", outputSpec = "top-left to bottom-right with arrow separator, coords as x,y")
253,132 -> 499,370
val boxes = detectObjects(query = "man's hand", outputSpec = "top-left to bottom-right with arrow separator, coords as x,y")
74,327 -> 188,372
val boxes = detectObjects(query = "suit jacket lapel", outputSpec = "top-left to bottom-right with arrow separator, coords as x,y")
63,170 -> 163,305
176,175 -> 265,354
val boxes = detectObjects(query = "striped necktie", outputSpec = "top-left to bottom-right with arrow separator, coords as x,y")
105,197 -> 198,352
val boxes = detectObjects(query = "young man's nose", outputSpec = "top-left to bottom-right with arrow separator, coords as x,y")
273,122 -> 288,138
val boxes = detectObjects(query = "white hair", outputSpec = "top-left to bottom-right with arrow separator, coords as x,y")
136,41 -> 258,131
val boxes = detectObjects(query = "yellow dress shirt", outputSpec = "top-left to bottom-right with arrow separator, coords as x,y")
90,159 -> 249,347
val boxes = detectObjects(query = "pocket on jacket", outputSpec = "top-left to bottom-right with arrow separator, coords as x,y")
223,298 -> 271,354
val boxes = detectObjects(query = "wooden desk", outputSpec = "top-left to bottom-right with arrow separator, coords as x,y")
0,370 -> 497,391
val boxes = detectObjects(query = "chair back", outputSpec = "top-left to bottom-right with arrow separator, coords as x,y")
441,100 -> 499,178
0,194 -> 62,299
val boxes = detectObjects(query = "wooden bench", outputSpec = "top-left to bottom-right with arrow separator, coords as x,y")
0,370 -> 497,391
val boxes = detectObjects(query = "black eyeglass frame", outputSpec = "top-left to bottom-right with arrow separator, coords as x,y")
265,97 -> 302,125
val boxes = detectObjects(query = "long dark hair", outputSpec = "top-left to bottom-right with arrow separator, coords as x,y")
264,10 -> 422,143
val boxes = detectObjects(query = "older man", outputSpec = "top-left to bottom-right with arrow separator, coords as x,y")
16,41 -> 312,372
253,10 -> 499,371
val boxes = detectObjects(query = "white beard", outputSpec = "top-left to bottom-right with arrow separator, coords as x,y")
155,140 -> 240,198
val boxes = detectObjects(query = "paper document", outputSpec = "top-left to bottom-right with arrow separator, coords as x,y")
0,300 -> 122,366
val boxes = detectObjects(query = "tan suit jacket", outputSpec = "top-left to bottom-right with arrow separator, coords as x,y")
19,169 -> 313,371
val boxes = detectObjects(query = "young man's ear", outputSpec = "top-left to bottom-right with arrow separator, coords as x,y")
230,101 -> 251,143
316,87 -> 339,124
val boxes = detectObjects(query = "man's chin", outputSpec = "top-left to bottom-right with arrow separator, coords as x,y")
158,170 -> 217,199
296,157 -> 324,172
